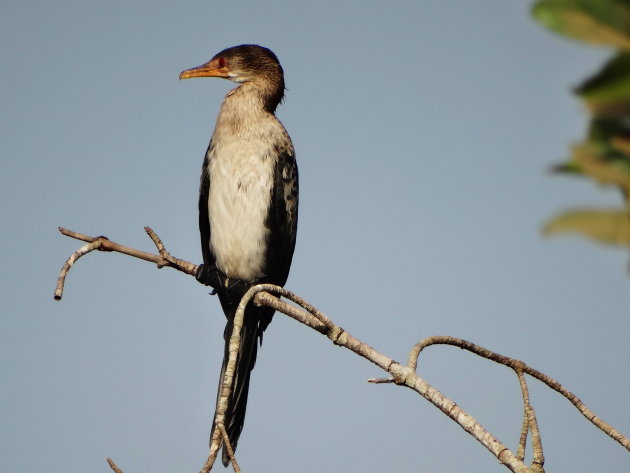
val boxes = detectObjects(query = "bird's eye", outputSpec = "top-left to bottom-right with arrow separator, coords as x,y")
218,57 -> 226,68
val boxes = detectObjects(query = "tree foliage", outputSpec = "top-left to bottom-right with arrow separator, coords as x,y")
533,0 -> 630,253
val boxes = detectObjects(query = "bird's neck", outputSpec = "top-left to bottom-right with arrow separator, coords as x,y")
214,82 -> 281,136
230,78 -> 284,113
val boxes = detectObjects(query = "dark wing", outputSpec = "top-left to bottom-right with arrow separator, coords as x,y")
199,142 -> 215,268
262,150 -> 299,287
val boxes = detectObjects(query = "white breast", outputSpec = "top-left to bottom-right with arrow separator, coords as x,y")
207,138 -> 274,281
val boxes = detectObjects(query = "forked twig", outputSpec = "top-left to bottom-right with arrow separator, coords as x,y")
516,370 -> 544,472
54,227 -> 198,301
406,336 -> 630,452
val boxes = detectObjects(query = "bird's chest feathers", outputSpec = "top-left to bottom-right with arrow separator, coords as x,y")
207,138 -> 275,281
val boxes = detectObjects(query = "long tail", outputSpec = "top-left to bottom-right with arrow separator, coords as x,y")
214,303 -> 268,466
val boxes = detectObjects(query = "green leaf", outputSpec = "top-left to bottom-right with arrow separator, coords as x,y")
576,53 -> 630,107
566,142 -> 630,187
551,162 -> 586,175
533,0 -> 630,49
553,118 -> 630,188
543,208 -> 630,246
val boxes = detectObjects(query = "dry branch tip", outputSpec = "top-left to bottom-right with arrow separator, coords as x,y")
106,457 -> 124,473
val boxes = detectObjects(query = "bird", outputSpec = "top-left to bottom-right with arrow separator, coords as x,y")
179,45 -> 298,465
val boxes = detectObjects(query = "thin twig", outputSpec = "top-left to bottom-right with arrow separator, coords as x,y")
106,458 -> 124,473
218,424 -> 241,473
199,446 -> 219,473
516,369 -> 530,461
367,377 -> 395,384
54,227 -> 198,300
54,239 -> 104,300
254,291 -> 327,333
516,406 -> 529,462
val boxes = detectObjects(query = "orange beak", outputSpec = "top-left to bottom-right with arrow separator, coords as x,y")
179,58 -> 229,80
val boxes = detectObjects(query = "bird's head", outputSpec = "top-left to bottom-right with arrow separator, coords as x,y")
179,44 -> 284,85
180,44 -> 286,112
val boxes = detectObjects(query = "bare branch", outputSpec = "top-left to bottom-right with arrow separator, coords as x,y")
207,284 -> 250,470
516,370 -> 544,472
218,424 -> 241,473
517,405 -> 529,462
54,227 -> 198,300
56,228 -> 630,472
54,238 -> 105,300
232,285 -> 530,473
199,446 -> 219,473
408,335 -> 630,453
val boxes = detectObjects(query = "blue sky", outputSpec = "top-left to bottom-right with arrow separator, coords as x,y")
1,1 -> 628,472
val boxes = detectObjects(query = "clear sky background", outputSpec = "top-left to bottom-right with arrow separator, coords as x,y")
1,1 -> 629,472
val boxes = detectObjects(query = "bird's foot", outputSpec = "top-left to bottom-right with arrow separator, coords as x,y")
196,264 -> 221,293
